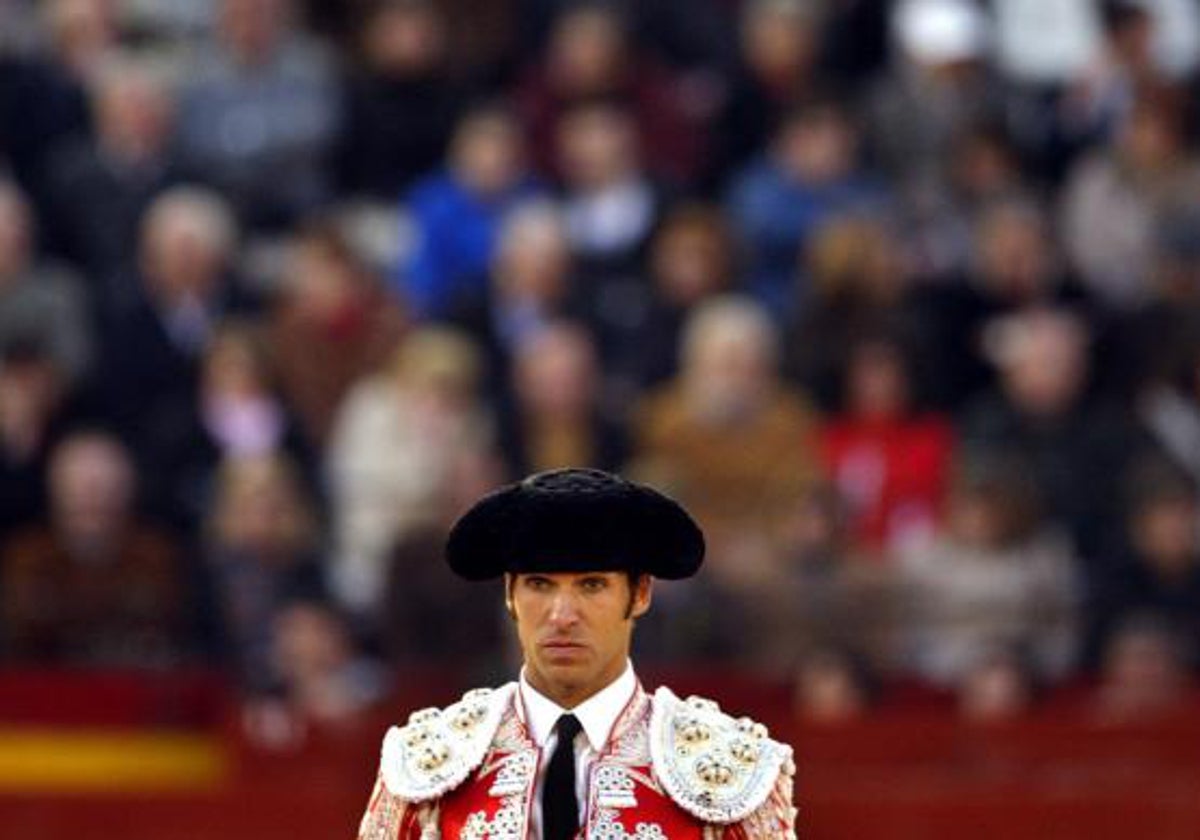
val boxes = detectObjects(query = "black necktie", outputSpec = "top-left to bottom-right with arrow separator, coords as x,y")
543,714 -> 583,840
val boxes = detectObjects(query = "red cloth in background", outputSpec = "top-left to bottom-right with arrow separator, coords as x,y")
821,414 -> 954,554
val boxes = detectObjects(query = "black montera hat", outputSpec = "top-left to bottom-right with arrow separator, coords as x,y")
445,468 -> 705,581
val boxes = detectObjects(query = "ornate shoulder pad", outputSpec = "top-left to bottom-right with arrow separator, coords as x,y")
649,686 -> 794,825
379,683 -> 517,802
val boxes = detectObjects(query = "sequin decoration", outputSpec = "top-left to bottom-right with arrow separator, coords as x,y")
590,809 -> 668,840
647,686 -> 793,824
594,764 -> 639,809
381,683 -> 518,802
487,750 -> 536,797
459,796 -> 526,840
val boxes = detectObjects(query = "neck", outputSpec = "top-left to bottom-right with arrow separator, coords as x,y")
525,660 -> 627,709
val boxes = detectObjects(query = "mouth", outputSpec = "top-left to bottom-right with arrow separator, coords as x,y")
540,640 -> 588,659
542,640 -> 586,650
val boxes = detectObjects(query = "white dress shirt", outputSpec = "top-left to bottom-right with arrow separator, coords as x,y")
518,661 -> 637,838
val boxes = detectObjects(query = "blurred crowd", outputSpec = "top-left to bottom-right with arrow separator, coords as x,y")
2,0 -> 1200,733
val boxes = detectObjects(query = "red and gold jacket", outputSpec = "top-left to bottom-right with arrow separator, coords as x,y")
356,682 -> 796,839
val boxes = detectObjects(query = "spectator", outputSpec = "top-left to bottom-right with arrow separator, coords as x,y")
969,196 -> 1083,315
711,0 -> 826,183
896,450 -> 1081,687
897,121 -> 1025,281
820,332 -> 954,556
446,200 -> 580,397
961,307 -> 1146,559
43,52 -> 183,283
0,0 -> 107,208
946,122 -> 1025,219
399,103 -> 540,319
784,214 -> 937,411
763,482 -> 897,676
0,181 -> 94,388
924,196 -> 1092,409
41,0 -> 114,80
514,0 -> 732,72
499,320 -> 626,478
727,98 -> 879,316
334,0 -> 463,201
1085,459 -> 1200,671
631,295 -> 820,587
1061,93 -> 1200,309
0,430 -> 189,665
138,318 -> 314,536
555,99 -> 663,281
793,646 -> 876,725
382,449 -> 507,677
270,599 -> 388,725
175,0 -> 339,231
1059,2 -> 1149,151
1092,612 -> 1196,723
0,340 -> 84,541
267,219 -> 406,447
1104,205 -> 1200,398
956,643 -> 1038,723
866,0 -> 1006,182
515,3 -> 704,183
204,452 -> 325,692
101,186 -> 244,439
327,326 -> 492,615
1060,0 -> 1196,152
604,202 -> 736,396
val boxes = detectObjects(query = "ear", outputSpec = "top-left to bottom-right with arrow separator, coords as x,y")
630,575 -> 653,619
504,573 -> 516,617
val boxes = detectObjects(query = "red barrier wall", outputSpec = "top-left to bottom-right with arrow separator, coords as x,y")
1,669 -> 1198,839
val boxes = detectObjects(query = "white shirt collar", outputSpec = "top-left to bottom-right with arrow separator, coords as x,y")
519,661 -> 636,752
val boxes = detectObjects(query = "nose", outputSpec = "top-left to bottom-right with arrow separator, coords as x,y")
547,590 -> 581,629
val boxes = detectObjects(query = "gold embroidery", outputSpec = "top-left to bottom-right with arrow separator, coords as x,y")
358,776 -> 411,840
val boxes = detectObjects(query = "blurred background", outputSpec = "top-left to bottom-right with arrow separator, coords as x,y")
1,0 -> 1199,837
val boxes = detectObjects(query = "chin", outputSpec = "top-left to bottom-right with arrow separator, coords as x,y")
540,656 -> 598,681
539,655 -> 591,676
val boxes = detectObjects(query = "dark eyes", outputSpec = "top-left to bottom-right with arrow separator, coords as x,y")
522,576 -> 607,592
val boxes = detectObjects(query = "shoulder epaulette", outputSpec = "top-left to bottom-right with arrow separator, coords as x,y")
379,683 -> 517,802
648,686 -> 795,824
